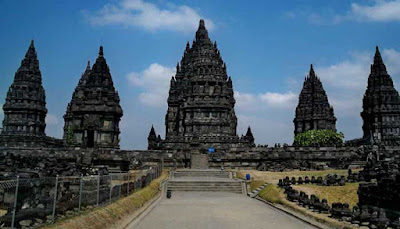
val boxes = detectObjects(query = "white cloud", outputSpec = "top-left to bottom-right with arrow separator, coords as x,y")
45,113 -> 63,138
316,51 -> 371,90
383,48 -> 400,75
233,91 -> 298,144
234,91 -> 257,111
45,114 -> 59,125
286,1 -> 400,24
259,92 -> 297,108
351,0 -> 400,22
127,63 -> 175,107
85,0 -> 214,33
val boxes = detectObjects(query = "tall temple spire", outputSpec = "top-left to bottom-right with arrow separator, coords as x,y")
371,46 -> 387,76
2,40 -> 47,136
77,61 -> 91,87
246,126 -> 254,138
309,64 -> 315,78
86,60 -> 91,72
149,125 -> 156,138
293,65 -> 336,136
361,46 -> 400,145
161,19 -> 253,151
147,125 -> 163,150
99,45 -> 104,57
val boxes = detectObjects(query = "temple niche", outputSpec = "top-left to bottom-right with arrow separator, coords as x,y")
361,47 -> 400,145
149,19 -> 254,151
63,46 -> 123,149
293,65 -> 337,136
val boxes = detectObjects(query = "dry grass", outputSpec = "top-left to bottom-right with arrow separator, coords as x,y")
237,169 -> 359,184
249,180 -> 266,191
293,183 -> 359,208
43,170 -> 168,229
238,170 -> 360,229
259,184 -> 357,229
258,184 -> 285,204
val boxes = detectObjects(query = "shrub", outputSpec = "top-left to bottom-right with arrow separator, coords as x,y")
294,130 -> 344,147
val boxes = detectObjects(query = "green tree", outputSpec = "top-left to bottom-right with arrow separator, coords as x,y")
66,126 -> 74,144
294,130 -> 344,147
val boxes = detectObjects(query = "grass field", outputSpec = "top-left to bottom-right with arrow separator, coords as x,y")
238,170 -> 360,229
238,169 -> 360,207
238,169 -> 357,184
294,183 -> 359,208
259,183 -> 357,229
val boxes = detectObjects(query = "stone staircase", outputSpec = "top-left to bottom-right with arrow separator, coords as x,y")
190,154 -> 209,169
167,180 -> 243,193
172,170 -> 230,179
167,170 -> 244,194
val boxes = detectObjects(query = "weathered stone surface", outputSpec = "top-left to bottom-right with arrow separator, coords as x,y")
19,220 -> 32,227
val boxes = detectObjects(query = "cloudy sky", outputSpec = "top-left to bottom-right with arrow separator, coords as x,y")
0,0 -> 400,149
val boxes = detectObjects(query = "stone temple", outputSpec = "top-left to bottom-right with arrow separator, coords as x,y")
293,65 -> 336,136
63,46 -> 123,149
0,41 -> 62,147
148,20 -> 255,151
361,47 -> 400,145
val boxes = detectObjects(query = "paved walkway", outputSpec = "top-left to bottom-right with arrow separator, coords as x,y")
132,192 -> 317,229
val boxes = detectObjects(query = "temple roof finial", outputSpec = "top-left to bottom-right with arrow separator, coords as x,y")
99,46 -> 104,57
309,64 -> 316,78
199,19 -> 205,28
25,40 -> 37,58
374,45 -> 383,64
86,60 -> 91,71
195,19 -> 209,41
149,125 -> 156,137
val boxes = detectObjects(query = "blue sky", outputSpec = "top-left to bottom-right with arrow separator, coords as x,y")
1,0 -> 400,149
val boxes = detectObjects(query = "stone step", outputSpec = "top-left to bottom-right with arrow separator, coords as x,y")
173,174 -> 229,178
173,171 -> 230,178
167,187 -> 243,193
168,183 -> 242,187
167,179 -> 243,194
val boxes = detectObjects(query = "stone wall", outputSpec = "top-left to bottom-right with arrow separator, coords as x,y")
3,145 -> 398,173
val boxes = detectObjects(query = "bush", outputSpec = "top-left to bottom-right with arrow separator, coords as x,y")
294,130 -> 344,147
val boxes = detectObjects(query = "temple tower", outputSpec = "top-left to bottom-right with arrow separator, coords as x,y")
2,40 -> 47,136
293,65 -> 336,136
361,47 -> 400,145
147,125 -> 163,150
63,46 -> 123,148
161,19 -> 252,150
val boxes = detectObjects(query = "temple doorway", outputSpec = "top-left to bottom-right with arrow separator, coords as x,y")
87,129 -> 94,147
